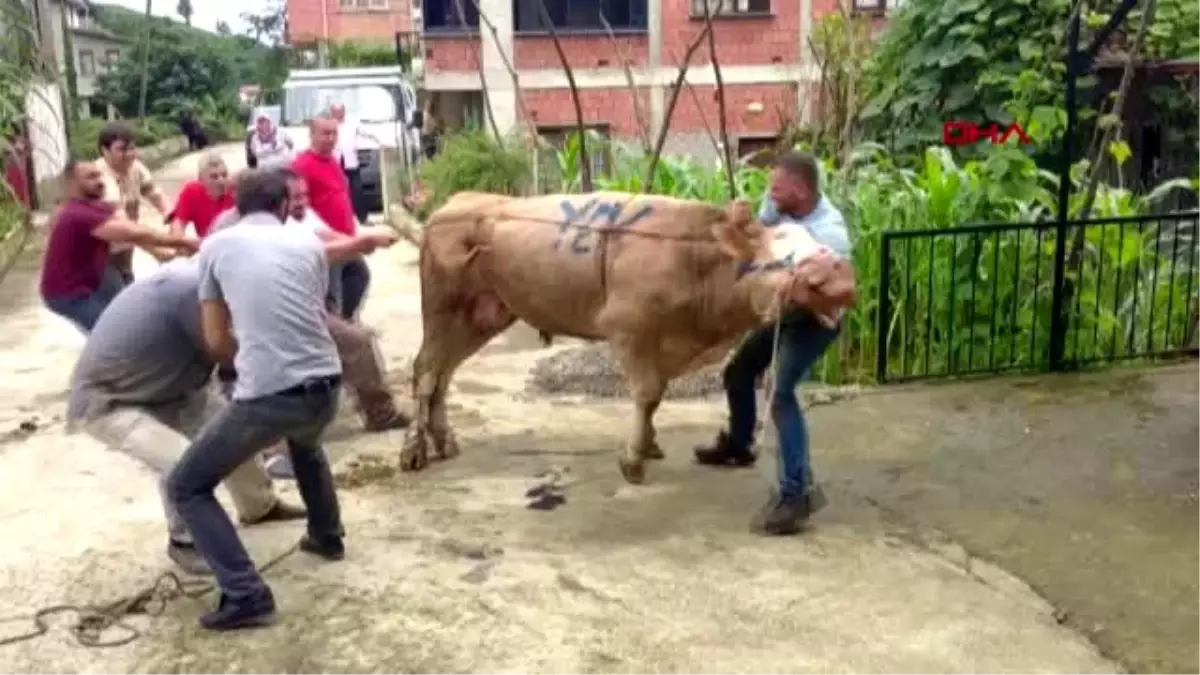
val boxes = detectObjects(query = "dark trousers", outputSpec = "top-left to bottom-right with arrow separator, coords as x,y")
344,167 -> 368,224
42,267 -> 126,334
723,313 -> 839,497
167,378 -> 344,600
339,258 -> 371,320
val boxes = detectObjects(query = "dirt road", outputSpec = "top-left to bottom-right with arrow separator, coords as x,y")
0,146 -> 1192,673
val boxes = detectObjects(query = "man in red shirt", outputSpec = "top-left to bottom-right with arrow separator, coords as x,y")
167,152 -> 235,239
41,159 -> 199,334
292,114 -> 371,320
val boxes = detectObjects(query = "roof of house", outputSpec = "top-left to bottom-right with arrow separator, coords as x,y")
72,24 -> 126,43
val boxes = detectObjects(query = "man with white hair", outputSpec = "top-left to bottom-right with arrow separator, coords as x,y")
328,102 -> 382,227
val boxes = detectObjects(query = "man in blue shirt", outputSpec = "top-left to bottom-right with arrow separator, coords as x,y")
694,150 -> 854,536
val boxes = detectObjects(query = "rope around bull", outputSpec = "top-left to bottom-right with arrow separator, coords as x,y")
0,543 -> 298,649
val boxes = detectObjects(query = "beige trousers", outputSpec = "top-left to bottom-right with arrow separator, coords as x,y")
83,388 -> 278,543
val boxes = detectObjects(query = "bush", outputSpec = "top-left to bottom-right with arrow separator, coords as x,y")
416,131 -> 533,218
68,116 -> 180,160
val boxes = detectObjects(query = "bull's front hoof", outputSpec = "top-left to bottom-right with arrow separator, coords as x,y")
618,457 -> 646,485
400,432 -> 431,472
433,431 -> 461,461
640,442 -> 665,461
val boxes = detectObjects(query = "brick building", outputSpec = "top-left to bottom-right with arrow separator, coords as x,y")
287,0 -> 415,46
287,0 -> 897,159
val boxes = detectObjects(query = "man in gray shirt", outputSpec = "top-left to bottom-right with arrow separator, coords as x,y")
166,169 -> 396,631
68,259 -> 306,575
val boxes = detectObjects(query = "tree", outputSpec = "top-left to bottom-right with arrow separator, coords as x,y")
215,19 -> 231,35
59,4 -> 80,123
241,0 -> 284,46
859,0 -> 1067,155
137,0 -> 152,120
176,0 -> 192,26
98,38 -> 238,119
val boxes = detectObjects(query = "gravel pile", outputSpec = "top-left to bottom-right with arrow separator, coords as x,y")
526,344 -> 730,400
526,343 -> 865,405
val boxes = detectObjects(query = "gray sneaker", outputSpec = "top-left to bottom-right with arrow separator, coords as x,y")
168,540 -> 213,576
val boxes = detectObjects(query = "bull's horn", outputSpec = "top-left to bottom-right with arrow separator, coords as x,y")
387,206 -> 425,247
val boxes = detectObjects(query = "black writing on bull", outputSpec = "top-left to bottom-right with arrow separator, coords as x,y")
552,198 -> 654,254
737,253 -> 795,279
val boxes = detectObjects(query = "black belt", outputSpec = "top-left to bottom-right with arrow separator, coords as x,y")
275,375 -> 341,397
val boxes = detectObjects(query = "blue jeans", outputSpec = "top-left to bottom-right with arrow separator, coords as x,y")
723,313 -> 839,497
166,378 -> 344,600
339,258 -> 370,320
42,268 -> 126,334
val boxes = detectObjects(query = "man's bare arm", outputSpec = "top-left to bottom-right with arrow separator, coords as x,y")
146,190 -> 170,216
138,166 -> 170,216
200,299 -> 238,362
93,213 -> 199,254
324,229 -> 397,264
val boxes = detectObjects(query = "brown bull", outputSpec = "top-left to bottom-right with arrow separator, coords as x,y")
402,190 -> 856,484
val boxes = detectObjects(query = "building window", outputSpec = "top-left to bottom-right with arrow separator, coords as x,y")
105,49 -> 121,64
736,135 -> 778,166
78,50 -> 96,76
340,0 -> 389,10
850,0 -> 888,13
514,0 -> 648,33
536,124 -> 611,189
422,0 -> 478,32
689,0 -> 770,16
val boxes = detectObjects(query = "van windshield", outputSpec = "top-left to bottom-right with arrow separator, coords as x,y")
282,84 -> 397,125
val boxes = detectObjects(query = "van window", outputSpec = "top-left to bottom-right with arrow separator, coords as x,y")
282,85 -> 398,125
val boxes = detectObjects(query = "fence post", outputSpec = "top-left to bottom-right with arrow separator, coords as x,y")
875,233 -> 892,383
1048,9 -> 1082,372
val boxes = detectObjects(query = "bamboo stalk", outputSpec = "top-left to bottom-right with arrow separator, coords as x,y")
700,0 -> 736,200
533,0 -> 592,191
644,20 -> 714,192
599,12 -> 650,153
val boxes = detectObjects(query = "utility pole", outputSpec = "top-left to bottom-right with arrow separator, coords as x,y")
137,0 -> 152,122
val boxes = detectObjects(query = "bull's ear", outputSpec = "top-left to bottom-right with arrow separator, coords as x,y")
712,217 -> 757,260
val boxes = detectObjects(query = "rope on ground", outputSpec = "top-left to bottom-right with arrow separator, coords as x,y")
0,543 -> 299,650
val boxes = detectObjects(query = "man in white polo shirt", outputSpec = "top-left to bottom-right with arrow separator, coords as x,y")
693,150 -> 856,537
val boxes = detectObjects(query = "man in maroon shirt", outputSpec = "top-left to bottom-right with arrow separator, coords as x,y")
40,159 -> 199,334
292,114 -> 371,321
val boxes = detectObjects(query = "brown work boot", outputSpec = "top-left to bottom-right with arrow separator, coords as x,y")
693,430 -> 756,468
359,394 -> 410,433
363,409 -> 411,433
240,501 -> 307,526
168,539 -> 212,576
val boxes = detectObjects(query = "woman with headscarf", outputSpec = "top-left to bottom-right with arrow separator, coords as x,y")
247,113 -> 294,170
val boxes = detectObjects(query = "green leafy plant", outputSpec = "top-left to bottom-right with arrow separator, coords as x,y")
572,140 -> 1196,384
416,131 -> 533,218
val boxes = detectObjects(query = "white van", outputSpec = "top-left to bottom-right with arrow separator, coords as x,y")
280,66 -> 422,214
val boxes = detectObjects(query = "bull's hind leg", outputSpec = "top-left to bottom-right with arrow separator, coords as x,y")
611,339 -> 668,484
401,297 -> 513,472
